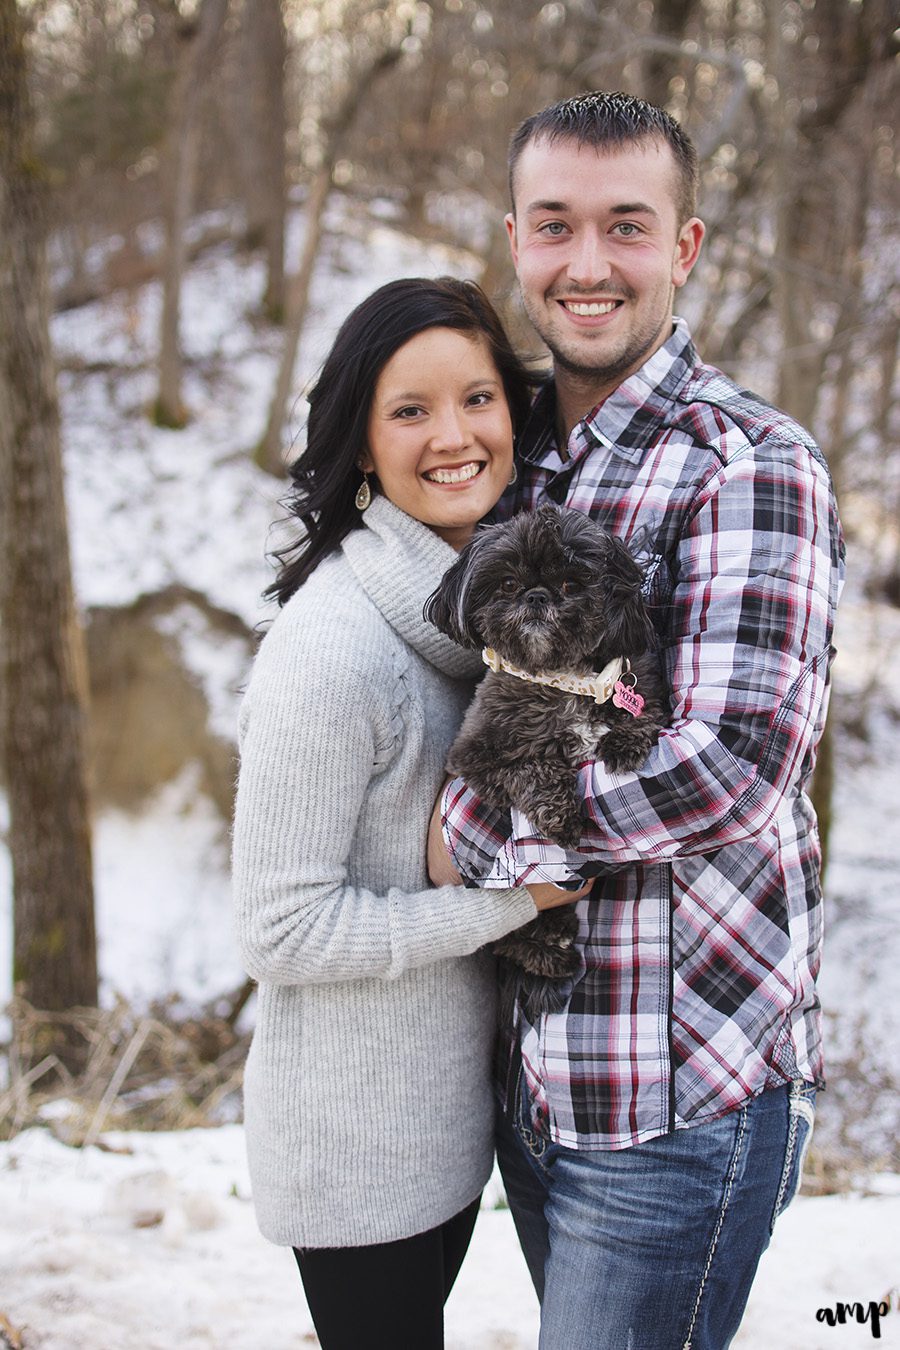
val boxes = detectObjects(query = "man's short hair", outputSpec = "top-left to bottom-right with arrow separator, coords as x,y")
509,90 -> 699,225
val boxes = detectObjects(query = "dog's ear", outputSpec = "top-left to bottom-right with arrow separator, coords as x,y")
423,533 -> 489,649
602,534 -> 656,657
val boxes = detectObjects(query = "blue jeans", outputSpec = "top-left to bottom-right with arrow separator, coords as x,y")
496,1080 -> 815,1350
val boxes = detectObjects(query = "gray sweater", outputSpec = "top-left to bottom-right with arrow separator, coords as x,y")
232,495 -> 535,1247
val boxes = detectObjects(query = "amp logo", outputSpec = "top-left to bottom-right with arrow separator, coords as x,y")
816,1290 -> 897,1340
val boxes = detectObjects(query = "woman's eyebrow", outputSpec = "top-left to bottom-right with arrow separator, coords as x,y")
381,376 -> 501,403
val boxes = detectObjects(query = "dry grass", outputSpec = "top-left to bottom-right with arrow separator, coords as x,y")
1,987 -> 890,1200
0,982 -> 253,1144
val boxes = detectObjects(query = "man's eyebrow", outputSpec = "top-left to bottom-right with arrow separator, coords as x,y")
524,199 -> 570,214
523,198 -> 662,219
611,202 -> 660,219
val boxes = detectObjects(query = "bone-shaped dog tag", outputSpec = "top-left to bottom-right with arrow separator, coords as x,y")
612,679 -> 645,717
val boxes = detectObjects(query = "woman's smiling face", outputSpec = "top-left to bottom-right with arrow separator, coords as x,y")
362,327 -> 514,551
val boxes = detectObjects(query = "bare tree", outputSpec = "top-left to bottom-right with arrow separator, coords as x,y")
765,0 -> 896,872
154,0 -> 229,427
232,0 -> 288,320
641,0 -> 700,107
681,0 -> 897,877
254,40 -> 403,475
335,0 -> 641,323
0,0 -> 98,1021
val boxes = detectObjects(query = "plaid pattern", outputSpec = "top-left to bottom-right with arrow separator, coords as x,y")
442,320 -> 846,1149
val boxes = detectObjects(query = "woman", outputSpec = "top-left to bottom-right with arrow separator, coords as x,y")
232,277 -> 574,1348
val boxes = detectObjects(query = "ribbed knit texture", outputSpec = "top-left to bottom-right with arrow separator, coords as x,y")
232,495 -> 536,1247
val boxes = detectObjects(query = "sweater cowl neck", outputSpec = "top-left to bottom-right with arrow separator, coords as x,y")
341,494 -> 483,680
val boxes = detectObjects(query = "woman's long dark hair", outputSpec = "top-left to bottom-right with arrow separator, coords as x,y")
266,277 -> 536,606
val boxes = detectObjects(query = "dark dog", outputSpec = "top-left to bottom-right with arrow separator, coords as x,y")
425,504 -> 667,1015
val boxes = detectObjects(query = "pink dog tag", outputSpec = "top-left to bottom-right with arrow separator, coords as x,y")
612,678 -> 645,718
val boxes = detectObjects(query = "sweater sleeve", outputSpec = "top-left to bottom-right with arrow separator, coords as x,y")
231,601 -> 535,985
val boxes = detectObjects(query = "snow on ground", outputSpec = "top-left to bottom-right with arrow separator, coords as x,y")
2,202 -> 899,1345
813,587 -> 900,1167
1,1126 -> 899,1350
93,769 -> 243,1007
0,770 -> 241,1017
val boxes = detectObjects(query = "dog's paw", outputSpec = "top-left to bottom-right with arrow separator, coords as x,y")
516,943 -> 581,980
519,973 -> 575,1020
598,725 -> 653,774
494,909 -> 580,979
552,822 -> 584,850
530,804 -> 584,851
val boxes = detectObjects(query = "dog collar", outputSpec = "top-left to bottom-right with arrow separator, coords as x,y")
482,648 -> 626,705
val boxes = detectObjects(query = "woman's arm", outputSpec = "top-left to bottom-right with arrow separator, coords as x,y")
232,607 -> 536,986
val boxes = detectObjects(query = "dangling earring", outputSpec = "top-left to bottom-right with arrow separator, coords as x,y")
355,473 -> 372,512
507,462 -> 518,487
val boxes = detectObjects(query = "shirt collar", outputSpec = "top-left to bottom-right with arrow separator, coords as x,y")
517,318 -> 698,469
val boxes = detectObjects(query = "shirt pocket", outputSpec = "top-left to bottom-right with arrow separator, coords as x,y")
640,551 -> 674,644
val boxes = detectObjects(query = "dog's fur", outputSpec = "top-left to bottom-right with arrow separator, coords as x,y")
425,504 -> 667,1015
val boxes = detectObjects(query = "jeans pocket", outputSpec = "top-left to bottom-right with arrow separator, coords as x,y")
770,1080 -> 816,1234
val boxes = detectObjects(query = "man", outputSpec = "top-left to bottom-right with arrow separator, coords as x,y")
428,91 -> 845,1348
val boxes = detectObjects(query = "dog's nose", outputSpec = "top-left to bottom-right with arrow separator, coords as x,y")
524,588 -> 551,608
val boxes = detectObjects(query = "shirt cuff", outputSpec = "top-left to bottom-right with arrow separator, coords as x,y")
441,779 -> 594,890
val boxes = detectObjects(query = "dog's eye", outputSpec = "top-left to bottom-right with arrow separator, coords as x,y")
561,578 -> 582,594
500,577 -> 518,594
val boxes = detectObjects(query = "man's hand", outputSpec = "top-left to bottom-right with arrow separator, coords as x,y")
428,781 -> 462,886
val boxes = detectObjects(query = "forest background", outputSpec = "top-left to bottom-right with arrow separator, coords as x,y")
1,0 -> 899,1251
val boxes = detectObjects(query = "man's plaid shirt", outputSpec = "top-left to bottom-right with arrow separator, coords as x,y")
442,319 -> 846,1150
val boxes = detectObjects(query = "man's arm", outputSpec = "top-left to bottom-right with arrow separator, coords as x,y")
442,439 -> 844,886
427,776 -> 592,903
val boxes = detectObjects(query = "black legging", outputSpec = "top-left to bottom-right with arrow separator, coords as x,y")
293,1195 -> 481,1350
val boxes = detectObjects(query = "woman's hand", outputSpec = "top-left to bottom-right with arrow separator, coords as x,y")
428,783 -> 463,886
526,880 -> 593,909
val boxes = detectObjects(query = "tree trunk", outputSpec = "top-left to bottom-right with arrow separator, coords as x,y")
254,166 -> 331,475
255,46 -> 403,476
763,0 -> 890,885
255,0 -> 287,320
154,0 -> 229,428
768,8 -> 825,432
642,0 -> 698,107
0,0 -> 98,1018
233,0 -> 287,320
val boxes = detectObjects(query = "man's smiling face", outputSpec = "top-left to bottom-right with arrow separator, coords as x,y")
506,135 -> 704,405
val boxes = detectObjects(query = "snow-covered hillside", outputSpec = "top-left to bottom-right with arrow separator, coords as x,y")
1,200 -> 898,1347
2,199 -> 480,1010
